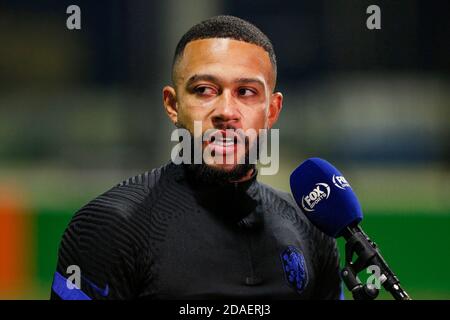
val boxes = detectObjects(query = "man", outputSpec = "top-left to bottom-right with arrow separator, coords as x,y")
51,15 -> 342,300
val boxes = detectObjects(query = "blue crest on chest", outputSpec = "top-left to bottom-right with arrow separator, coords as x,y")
280,246 -> 309,294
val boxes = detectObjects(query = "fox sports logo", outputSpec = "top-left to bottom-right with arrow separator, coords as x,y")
301,183 -> 330,212
332,174 -> 351,190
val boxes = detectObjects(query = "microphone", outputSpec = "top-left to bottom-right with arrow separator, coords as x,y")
290,158 -> 411,300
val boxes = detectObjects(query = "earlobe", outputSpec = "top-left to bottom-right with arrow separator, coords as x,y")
162,86 -> 178,125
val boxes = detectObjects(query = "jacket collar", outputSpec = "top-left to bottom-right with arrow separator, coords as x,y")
170,162 -> 261,224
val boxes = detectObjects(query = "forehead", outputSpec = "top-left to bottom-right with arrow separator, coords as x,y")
175,38 -> 274,87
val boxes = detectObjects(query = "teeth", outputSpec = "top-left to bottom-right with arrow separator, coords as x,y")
212,137 -> 234,143
213,141 -> 234,146
212,137 -> 234,146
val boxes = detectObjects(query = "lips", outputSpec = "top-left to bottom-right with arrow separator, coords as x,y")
204,130 -> 242,156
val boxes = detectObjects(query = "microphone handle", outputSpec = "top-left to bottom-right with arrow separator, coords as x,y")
344,225 -> 411,300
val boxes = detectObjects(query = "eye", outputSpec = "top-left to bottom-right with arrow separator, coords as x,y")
194,86 -> 217,96
238,87 -> 257,97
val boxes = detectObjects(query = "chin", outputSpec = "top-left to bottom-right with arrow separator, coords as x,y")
206,162 -> 239,172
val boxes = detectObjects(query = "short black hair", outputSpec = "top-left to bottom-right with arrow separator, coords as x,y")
172,15 -> 277,84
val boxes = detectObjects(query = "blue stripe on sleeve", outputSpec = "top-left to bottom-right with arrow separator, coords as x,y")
339,282 -> 345,300
51,271 -> 92,300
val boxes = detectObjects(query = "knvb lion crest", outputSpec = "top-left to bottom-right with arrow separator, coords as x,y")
280,246 -> 308,294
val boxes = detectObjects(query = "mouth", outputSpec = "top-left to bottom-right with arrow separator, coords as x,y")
204,130 -> 242,157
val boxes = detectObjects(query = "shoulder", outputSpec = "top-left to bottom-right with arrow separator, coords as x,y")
67,162 -> 177,245
83,162 -> 179,213
257,181 -> 334,243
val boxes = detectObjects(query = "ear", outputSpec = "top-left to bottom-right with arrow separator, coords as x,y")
163,85 -> 178,125
267,92 -> 283,129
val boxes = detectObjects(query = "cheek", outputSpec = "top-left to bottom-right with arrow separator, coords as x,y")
243,107 -> 268,130
177,103 -> 210,132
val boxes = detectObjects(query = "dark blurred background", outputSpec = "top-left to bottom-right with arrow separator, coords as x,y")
0,0 -> 449,299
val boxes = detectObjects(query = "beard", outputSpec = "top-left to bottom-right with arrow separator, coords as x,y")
175,122 -> 259,185
185,161 -> 255,186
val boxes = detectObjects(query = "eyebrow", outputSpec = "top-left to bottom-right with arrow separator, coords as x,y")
235,77 -> 265,88
185,74 -> 266,89
186,74 -> 219,87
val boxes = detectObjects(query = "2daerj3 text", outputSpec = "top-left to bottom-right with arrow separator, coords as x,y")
178,304 -> 270,317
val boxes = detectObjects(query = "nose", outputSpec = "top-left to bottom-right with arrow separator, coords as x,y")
211,90 -> 240,129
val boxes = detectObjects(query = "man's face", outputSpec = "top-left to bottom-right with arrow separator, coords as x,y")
163,38 -> 282,173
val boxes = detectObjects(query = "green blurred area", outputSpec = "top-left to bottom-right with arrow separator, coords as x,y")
337,213 -> 450,299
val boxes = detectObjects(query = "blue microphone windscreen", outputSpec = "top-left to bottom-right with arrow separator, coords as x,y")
290,158 -> 363,238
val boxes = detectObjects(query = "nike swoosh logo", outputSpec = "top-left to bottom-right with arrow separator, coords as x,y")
81,276 -> 109,297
